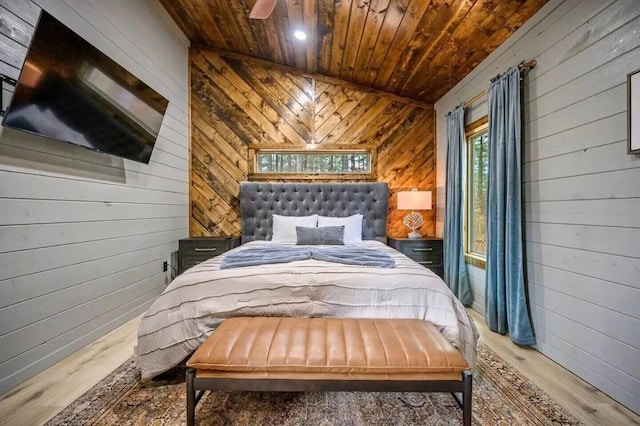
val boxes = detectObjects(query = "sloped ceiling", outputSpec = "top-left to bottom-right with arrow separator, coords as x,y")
160,0 -> 547,103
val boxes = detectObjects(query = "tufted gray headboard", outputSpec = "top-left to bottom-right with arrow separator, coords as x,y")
239,182 -> 389,244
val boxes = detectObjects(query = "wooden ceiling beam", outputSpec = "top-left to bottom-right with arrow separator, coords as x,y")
212,0 -> 254,54
303,0 -> 319,73
328,0 -> 351,77
391,0 -> 476,95
285,0 -> 307,69
317,0 -> 334,74
339,0 -> 371,81
359,0 -> 408,87
352,0 -> 391,84
372,0 -> 434,89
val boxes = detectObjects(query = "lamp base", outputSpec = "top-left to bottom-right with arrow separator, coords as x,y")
407,230 -> 422,239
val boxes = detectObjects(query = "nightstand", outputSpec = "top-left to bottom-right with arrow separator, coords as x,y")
178,236 -> 241,274
388,237 -> 444,279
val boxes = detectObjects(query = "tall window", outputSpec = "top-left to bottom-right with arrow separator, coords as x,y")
466,117 -> 488,265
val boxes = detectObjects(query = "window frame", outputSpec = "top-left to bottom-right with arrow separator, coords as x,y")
464,116 -> 488,269
248,144 -> 377,181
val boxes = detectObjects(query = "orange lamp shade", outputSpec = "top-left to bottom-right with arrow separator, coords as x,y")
397,190 -> 432,211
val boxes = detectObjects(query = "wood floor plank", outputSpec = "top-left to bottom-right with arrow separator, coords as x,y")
469,310 -> 640,425
0,315 -> 141,425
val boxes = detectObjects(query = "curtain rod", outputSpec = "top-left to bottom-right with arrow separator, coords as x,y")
463,60 -> 537,108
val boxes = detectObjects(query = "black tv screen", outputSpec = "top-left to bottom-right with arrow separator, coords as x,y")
2,11 -> 169,164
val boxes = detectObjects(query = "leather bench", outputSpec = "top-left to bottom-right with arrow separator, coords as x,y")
186,317 -> 472,425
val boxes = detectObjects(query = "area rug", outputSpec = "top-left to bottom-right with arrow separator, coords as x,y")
46,341 -> 581,425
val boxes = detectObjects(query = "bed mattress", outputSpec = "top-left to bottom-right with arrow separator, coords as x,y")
136,240 -> 478,380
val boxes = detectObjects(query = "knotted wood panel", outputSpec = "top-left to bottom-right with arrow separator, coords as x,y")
162,0 -> 547,103
190,47 -> 435,238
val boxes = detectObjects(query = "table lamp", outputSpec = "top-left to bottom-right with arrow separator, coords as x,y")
397,189 -> 432,239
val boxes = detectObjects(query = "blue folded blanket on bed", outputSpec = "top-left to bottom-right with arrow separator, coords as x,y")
220,246 -> 396,269
311,247 -> 396,268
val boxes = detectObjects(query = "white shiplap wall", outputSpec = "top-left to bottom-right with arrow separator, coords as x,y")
435,0 -> 640,413
0,0 -> 189,395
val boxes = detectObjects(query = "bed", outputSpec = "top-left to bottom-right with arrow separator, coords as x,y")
136,182 -> 478,381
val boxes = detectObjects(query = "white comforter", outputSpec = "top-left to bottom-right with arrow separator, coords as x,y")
137,241 -> 478,380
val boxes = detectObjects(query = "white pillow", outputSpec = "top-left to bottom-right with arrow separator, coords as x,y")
317,214 -> 363,244
271,214 -> 318,243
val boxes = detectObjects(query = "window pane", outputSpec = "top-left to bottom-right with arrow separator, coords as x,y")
468,130 -> 488,256
256,151 -> 371,174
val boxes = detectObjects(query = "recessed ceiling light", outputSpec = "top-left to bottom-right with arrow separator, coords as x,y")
294,30 -> 307,40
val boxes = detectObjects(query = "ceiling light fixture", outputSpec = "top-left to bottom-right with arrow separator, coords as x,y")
293,30 -> 307,40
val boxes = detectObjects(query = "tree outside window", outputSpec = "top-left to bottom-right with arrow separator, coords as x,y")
465,117 -> 488,266
248,145 -> 377,181
256,151 -> 371,174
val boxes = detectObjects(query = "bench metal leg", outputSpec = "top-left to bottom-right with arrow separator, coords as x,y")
462,371 -> 472,426
186,368 -> 196,426
186,369 -> 472,425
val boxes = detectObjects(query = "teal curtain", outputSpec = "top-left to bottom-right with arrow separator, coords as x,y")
444,105 -> 472,306
485,67 -> 535,345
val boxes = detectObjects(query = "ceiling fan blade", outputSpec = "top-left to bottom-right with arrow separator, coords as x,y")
249,0 -> 277,19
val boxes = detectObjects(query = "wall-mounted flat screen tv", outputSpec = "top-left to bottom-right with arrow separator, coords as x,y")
2,10 -> 169,164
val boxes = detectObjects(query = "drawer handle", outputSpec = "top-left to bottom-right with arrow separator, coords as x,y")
412,248 -> 433,252
194,247 -> 217,252
419,261 -> 434,265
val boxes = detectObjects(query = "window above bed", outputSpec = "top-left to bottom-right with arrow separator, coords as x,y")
248,144 -> 377,181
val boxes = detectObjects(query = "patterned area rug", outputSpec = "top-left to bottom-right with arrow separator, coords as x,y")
46,342 -> 581,425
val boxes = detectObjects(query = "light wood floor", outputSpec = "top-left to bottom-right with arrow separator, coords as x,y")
0,311 -> 638,425
0,316 -> 141,426
468,311 -> 639,426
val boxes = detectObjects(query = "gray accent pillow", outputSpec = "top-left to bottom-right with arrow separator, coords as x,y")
296,226 -> 345,245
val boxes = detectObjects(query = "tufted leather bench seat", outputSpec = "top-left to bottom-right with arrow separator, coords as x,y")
186,317 -> 472,425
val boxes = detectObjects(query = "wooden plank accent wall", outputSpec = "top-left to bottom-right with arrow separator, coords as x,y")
190,47 -> 435,239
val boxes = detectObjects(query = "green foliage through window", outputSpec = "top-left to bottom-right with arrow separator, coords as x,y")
467,129 -> 488,257
256,151 -> 371,174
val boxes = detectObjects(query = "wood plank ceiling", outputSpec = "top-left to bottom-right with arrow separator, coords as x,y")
160,0 -> 547,103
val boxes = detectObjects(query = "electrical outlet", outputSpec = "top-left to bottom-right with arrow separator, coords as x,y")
163,261 -> 168,272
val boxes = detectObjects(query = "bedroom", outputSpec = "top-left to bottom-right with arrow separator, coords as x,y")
0,0 -> 638,424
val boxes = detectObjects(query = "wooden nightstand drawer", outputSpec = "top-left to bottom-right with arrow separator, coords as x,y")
400,242 -> 442,262
388,237 -> 444,278
178,237 -> 240,274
